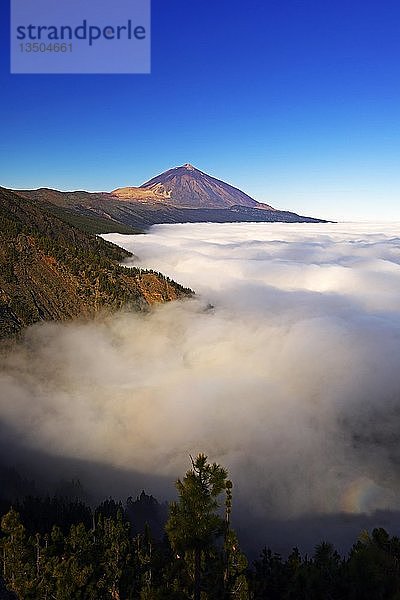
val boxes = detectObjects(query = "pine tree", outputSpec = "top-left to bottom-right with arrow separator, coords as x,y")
97,511 -> 134,600
0,509 -> 36,598
166,454 -> 229,600
52,522 -> 96,599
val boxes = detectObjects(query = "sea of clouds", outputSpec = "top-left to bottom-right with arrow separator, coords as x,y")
2,221 -> 400,552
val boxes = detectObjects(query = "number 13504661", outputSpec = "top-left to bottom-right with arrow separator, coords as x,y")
19,43 -> 73,52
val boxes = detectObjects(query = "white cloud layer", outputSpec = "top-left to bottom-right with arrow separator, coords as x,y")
2,222 -> 400,531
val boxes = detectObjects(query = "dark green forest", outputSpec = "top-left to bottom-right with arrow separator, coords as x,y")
1,455 -> 400,599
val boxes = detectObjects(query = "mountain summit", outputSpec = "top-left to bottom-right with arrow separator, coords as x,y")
112,163 -> 275,210
16,164 -> 327,230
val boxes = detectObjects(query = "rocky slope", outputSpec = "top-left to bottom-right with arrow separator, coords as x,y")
0,188 -> 193,338
113,163 -> 276,210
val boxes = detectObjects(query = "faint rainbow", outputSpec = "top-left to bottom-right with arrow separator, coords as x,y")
341,477 -> 383,514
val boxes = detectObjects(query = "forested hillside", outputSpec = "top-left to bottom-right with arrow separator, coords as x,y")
0,456 -> 399,599
0,187 -> 193,338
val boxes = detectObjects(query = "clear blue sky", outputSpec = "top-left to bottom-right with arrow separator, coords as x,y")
1,0 -> 399,221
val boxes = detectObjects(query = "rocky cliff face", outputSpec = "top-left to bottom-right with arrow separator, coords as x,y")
0,188 -> 193,338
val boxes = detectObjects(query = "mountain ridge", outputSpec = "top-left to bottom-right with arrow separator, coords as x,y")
15,163 -> 327,229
